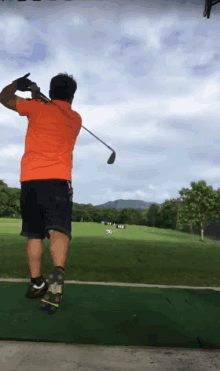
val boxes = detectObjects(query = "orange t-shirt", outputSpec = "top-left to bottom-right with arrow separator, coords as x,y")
16,98 -> 82,183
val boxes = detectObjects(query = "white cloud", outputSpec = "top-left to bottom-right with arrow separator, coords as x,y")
201,83 -> 218,99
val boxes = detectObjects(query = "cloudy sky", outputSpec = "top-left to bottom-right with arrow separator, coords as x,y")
0,0 -> 220,207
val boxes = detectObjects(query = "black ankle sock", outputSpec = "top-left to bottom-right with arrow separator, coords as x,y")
55,266 -> 64,272
31,274 -> 44,286
31,268 -> 64,286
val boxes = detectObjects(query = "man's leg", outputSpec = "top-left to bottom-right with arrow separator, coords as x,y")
26,238 -> 44,279
48,229 -> 69,269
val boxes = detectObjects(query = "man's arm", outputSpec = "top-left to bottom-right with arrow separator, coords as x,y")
0,81 -> 17,99
0,81 -> 27,111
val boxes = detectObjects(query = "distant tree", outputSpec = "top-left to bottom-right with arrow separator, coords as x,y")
177,180 -> 218,242
146,204 -> 160,227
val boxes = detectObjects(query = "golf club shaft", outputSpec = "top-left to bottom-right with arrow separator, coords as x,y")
35,91 -> 115,154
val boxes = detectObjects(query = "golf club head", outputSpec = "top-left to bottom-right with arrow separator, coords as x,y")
107,151 -> 116,164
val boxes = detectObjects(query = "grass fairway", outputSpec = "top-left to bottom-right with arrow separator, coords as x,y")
0,219 -> 220,287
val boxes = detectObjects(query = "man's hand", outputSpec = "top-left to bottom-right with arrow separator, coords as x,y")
13,73 -> 35,92
29,83 -> 40,92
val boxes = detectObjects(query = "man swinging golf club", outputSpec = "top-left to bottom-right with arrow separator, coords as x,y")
0,72 -> 116,314
0,72 -> 80,314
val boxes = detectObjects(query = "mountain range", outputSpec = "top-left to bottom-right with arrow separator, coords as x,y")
73,199 -> 163,211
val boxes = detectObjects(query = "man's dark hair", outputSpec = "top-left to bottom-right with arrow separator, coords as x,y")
49,72 -> 77,102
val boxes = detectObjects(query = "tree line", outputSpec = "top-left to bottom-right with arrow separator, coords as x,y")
1,179 -> 220,242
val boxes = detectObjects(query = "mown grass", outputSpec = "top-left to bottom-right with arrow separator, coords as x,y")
0,219 -> 220,287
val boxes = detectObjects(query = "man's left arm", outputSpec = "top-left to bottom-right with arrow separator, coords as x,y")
0,82 -> 26,112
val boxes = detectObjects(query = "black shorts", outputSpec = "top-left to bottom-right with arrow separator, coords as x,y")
20,179 -> 73,241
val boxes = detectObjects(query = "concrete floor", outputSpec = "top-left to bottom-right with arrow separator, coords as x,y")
0,341 -> 220,371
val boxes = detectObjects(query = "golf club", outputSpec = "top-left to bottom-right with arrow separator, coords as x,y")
31,88 -> 116,165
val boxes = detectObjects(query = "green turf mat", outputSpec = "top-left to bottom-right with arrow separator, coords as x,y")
0,281 -> 220,349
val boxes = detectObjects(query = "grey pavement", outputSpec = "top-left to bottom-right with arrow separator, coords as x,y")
1,341 -> 220,371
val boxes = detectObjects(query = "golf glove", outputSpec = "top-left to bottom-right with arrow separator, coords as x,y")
13,73 -> 36,92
